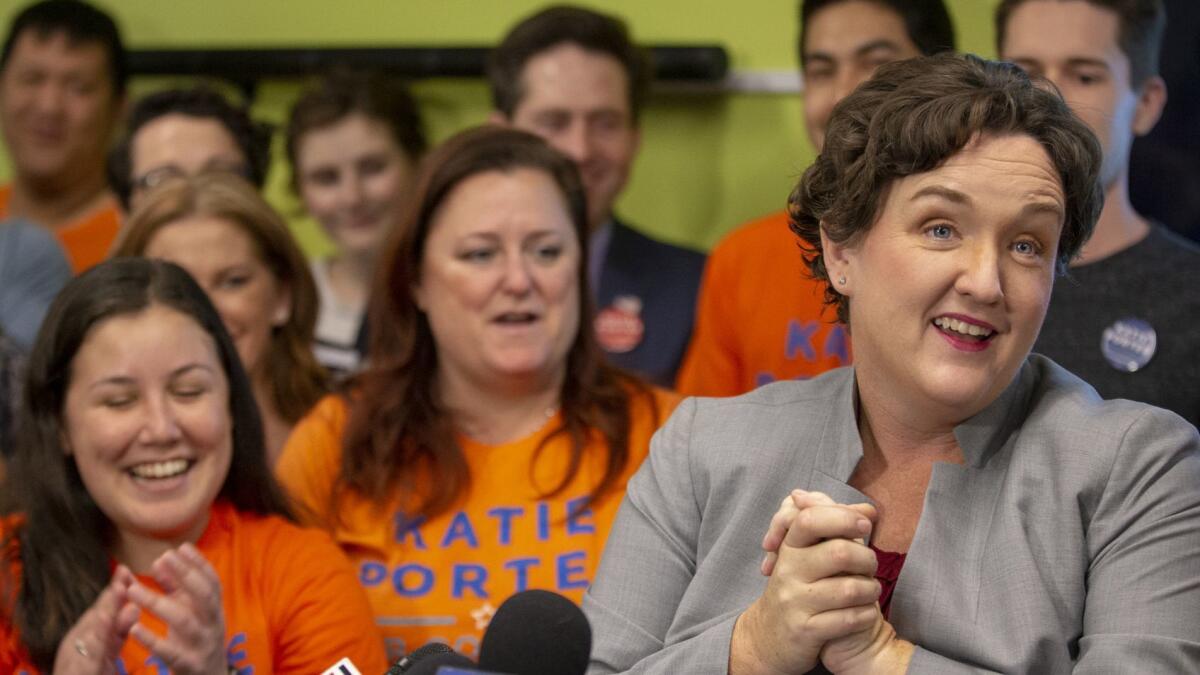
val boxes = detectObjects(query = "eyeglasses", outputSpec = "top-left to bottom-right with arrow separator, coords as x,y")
132,161 -> 252,194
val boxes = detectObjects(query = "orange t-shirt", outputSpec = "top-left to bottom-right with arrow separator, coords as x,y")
0,184 -> 121,274
676,210 -> 851,397
0,502 -> 389,674
275,386 -> 679,662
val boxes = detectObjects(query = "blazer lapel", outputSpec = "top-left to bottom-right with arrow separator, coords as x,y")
808,368 -> 872,508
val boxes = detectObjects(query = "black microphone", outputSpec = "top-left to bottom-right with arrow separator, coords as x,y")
478,590 -> 591,675
386,642 -> 476,675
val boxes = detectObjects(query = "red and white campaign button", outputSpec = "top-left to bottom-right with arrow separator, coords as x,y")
594,295 -> 645,354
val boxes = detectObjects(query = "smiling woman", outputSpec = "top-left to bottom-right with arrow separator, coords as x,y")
584,53 -> 1200,674
0,258 -> 387,674
286,70 -> 427,377
819,134 -> 1070,420
65,303 -> 234,555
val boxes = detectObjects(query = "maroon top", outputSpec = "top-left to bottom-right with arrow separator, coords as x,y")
870,543 -> 907,619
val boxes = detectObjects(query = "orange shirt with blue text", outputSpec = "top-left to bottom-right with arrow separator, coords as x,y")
276,387 -> 678,662
677,210 -> 850,396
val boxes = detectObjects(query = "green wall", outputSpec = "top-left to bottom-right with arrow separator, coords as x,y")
0,0 -> 1000,254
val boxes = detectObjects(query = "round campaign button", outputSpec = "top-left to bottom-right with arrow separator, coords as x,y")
1100,317 -> 1156,373
595,295 -> 644,354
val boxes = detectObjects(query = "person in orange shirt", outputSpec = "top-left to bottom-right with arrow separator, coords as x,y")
0,0 -> 126,274
0,257 -> 388,674
276,126 -> 678,662
676,0 -> 957,397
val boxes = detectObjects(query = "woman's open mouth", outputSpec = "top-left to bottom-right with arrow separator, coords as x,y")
493,311 -> 539,326
933,316 -> 996,351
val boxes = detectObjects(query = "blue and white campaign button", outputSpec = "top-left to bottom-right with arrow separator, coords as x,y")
1100,317 -> 1156,373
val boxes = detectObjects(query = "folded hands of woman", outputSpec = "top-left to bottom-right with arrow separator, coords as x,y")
733,490 -> 911,675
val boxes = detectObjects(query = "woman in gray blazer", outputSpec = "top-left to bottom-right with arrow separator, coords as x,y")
584,53 -> 1200,674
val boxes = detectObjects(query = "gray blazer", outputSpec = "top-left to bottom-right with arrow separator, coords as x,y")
584,356 -> 1200,673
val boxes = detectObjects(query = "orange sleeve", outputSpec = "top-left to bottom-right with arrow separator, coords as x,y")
262,524 -> 389,674
0,518 -> 37,673
0,628 -> 33,674
675,233 -> 745,397
274,395 -> 348,529
55,203 -> 120,274
0,187 -> 119,275
624,386 -> 682,473
651,387 -> 683,426
0,588 -> 33,673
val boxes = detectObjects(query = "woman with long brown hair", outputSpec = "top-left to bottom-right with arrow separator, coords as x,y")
276,126 -> 677,661
0,258 -> 386,673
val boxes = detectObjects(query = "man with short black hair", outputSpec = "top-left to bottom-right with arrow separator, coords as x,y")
998,0 -> 1200,425
488,5 -> 705,387
677,0 -> 955,396
0,0 -> 125,273
108,86 -> 272,212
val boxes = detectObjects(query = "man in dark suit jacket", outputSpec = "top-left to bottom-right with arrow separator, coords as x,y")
487,5 -> 705,386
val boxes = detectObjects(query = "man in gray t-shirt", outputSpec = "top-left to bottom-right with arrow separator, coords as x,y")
998,0 -> 1199,425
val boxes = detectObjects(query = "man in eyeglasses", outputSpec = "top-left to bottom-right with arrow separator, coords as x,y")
108,86 -> 272,213
0,0 -> 126,273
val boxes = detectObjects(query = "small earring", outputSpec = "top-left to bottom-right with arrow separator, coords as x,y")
837,275 -> 847,286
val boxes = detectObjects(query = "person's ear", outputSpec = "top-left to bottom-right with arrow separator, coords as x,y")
1132,75 -> 1167,137
819,223 -> 856,296
487,110 -> 511,127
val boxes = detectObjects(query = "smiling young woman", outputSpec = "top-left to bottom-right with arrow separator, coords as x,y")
286,71 -> 427,377
0,258 -> 386,674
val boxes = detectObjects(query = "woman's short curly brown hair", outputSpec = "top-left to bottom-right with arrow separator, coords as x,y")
789,53 -> 1104,325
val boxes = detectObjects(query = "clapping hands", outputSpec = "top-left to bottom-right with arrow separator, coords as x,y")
53,565 -> 139,675
54,543 -> 227,675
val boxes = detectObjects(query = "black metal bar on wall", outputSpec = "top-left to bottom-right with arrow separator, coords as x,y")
127,45 -> 729,83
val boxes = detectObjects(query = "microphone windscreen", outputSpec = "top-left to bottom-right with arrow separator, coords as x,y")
406,652 -> 477,675
478,589 -> 591,675
388,643 -> 476,675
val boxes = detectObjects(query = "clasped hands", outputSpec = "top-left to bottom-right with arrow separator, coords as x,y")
731,490 -> 912,675
53,543 -> 228,675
